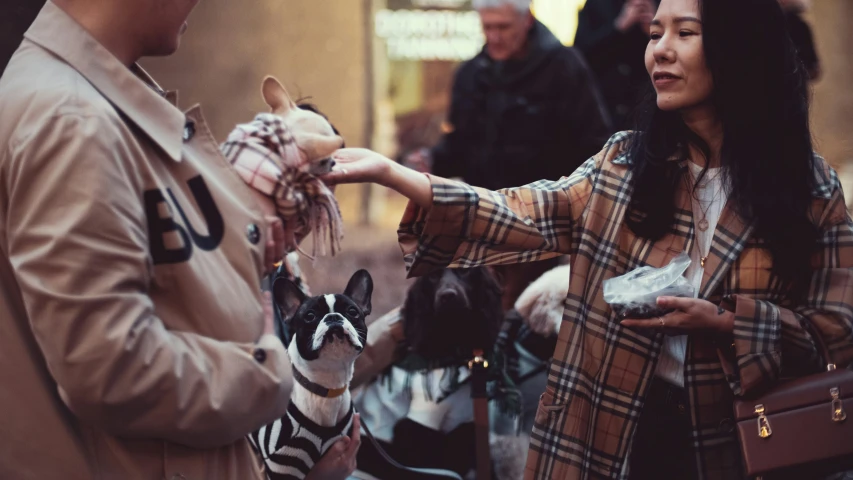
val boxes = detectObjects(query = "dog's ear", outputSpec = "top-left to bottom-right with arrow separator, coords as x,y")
261,75 -> 297,113
273,277 -> 306,320
344,269 -> 373,316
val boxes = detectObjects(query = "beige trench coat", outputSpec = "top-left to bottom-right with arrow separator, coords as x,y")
0,2 -> 296,479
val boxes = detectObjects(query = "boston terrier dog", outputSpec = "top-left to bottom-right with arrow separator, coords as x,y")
249,269 -> 372,479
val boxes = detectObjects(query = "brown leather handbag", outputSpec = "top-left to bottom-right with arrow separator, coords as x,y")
734,329 -> 853,479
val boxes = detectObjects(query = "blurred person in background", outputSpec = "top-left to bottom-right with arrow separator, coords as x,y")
407,0 -> 612,311
574,0 -> 661,132
0,1 -> 358,479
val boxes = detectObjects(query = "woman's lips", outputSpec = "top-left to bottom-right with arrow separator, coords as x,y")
653,72 -> 682,87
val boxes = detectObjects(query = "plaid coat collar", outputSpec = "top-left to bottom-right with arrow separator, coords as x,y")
396,131 -> 853,479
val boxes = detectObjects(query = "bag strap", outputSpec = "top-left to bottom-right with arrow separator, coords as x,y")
470,349 -> 492,480
802,316 -> 837,371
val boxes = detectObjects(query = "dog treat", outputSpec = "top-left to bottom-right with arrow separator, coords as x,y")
603,252 -> 695,320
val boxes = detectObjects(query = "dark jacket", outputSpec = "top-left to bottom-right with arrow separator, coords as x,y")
430,20 -> 611,191
574,0 -> 658,131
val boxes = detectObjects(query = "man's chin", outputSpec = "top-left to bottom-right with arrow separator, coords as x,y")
145,37 -> 182,57
487,47 -> 510,61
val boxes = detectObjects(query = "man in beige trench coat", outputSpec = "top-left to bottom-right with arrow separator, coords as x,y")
0,1 -> 366,478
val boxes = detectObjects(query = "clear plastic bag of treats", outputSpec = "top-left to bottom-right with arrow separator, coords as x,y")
603,252 -> 695,319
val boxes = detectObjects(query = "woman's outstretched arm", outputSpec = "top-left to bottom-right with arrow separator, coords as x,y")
324,147 -> 433,209
323,134 -> 629,277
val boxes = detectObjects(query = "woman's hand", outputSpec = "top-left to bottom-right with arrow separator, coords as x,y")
323,148 -> 395,187
323,148 -> 434,210
620,296 -> 735,335
305,413 -> 362,480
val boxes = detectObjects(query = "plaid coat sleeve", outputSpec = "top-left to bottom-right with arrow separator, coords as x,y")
396,138 -> 618,278
720,173 -> 853,396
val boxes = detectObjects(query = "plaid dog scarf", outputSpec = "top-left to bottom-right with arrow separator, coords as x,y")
221,113 -> 343,258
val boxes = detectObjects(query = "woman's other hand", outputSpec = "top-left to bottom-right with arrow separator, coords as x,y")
620,296 -> 735,335
305,413 -> 362,480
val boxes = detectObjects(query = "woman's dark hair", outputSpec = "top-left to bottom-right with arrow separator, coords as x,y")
626,0 -> 817,300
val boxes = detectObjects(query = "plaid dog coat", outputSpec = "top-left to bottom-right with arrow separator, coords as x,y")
221,113 -> 343,257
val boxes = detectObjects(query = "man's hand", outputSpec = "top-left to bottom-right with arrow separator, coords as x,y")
615,0 -> 655,34
248,188 -> 288,276
305,413 -> 362,480
262,291 -> 276,337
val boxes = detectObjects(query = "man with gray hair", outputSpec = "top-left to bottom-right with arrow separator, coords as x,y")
410,0 -> 611,311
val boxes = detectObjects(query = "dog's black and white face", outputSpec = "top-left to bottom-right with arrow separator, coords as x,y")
273,270 -> 372,365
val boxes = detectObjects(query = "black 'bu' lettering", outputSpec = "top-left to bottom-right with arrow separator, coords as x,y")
167,176 -> 224,252
143,175 -> 224,265
144,189 -> 192,265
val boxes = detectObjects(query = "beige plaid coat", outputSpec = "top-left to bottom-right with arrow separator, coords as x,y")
397,131 -> 853,479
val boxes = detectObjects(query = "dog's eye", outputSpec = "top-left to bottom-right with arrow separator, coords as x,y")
346,306 -> 359,317
305,311 -> 316,322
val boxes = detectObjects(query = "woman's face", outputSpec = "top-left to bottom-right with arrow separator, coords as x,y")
645,0 -> 714,111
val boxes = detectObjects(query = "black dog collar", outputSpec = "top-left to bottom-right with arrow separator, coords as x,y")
292,365 -> 348,398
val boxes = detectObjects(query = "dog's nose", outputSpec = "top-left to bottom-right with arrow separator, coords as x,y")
325,317 -> 344,329
435,288 -> 469,310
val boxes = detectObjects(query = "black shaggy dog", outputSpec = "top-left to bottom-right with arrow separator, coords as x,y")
402,267 -> 505,361
355,267 -> 505,479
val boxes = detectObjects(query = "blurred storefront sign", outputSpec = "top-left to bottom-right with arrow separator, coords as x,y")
374,8 -> 483,61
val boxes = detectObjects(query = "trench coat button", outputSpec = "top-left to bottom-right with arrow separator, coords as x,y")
247,223 -> 261,244
183,121 -> 195,142
719,418 -> 735,433
253,348 -> 267,364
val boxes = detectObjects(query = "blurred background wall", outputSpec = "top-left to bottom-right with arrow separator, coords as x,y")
807,0 -> 853,171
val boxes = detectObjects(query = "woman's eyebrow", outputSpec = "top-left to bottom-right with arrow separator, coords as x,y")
650,16 -> 703,26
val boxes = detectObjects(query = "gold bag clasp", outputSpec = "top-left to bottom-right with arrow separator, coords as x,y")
831,387 -> 847,423
755,404 -> 772,438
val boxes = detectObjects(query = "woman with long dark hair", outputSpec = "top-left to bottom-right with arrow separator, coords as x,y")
323,0 -> 853,477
